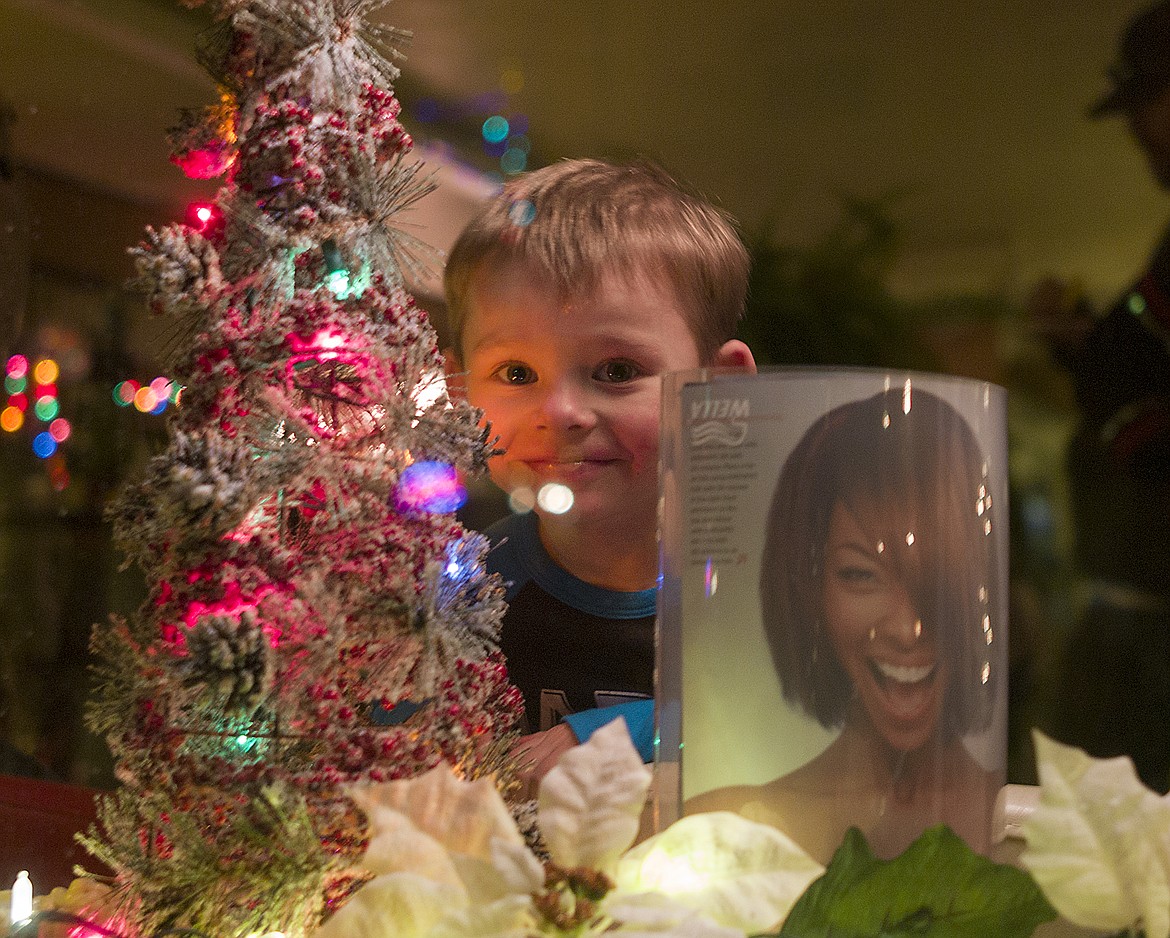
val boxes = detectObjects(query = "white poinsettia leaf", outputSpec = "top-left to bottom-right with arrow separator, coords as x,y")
490,836 -> 545,894
427,894 -> 534,938
605,890 -> 746,937
348,763 -> 523,862
1022,731 -> 1170,937
451,837 -> 542,905
615,811 -> 823,933
311,873 -> 460,938
539,717 -> 652,872
360,804 -> 466,892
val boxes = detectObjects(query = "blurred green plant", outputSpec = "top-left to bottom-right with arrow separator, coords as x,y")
740,197 -> 937,369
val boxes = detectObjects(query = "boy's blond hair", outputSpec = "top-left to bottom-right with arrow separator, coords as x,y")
444,159 -> 749,360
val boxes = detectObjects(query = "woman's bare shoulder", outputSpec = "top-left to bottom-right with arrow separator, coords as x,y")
684,783 -> 763,816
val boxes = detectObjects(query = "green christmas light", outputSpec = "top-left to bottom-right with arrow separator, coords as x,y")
34,396 -> 59,422
325,268 -> 351,298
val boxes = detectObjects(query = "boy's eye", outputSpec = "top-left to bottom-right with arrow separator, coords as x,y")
492,362 -> 537,385
593,359 -> 641,383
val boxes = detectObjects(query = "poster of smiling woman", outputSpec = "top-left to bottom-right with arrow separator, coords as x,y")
656,368 -> 1008,865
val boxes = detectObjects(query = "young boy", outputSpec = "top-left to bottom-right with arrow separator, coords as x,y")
443,159 -> 755,792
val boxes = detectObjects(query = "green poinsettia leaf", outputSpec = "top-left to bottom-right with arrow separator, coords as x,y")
778,825 -> 1056,938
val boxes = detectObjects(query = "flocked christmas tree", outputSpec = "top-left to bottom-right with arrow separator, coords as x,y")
82,1 -> 520,935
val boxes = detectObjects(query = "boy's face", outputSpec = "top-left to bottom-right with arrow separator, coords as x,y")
452,261 -> 709,531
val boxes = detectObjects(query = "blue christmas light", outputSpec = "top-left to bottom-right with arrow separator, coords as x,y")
394,461 -> 467,514
436,534 -> 489,609
32,432 -> 57,458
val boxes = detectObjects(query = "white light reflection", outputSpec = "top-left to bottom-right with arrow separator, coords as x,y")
411,369 -> 450,428
903,378 -> 912,414
508,486 -> 536,514
537,482 -> 573,514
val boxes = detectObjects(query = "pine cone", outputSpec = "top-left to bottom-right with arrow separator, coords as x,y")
180,608 -> 274,712
128,224 -> 224,317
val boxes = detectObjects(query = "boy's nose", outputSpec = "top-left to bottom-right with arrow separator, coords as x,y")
536,382 -> 596,431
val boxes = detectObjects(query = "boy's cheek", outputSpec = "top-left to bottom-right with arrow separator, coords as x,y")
486,453 -> 524,494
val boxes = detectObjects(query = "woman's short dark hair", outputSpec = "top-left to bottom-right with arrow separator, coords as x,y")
760,387 -> 999,739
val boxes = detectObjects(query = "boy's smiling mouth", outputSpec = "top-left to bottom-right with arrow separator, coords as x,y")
521,457 -> 622,478
521,453 -> 623,469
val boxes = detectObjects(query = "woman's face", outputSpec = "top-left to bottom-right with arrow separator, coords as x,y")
821,500 -> 946,752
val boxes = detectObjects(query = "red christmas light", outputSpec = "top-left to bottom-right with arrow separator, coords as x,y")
186,201 -> 223,235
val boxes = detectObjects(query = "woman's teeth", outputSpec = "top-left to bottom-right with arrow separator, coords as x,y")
874,661 -> 935,684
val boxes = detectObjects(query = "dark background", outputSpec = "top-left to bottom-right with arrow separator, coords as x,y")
0,0 -> 1158,787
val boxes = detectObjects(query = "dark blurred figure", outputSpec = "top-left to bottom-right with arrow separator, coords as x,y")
1033,0 -> 1170,791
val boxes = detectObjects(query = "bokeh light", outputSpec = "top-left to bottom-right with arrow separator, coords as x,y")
113,380 -> 139,406
33,358 -> 59,385
32,432 -> 57,458
134,387 -> 161,413
6,354 -> 28,379
482,115 -> 509,143
49,418 -> 71,442
48,457 -> 69,491
482,137 -> 508,159
1,407 -> 23,433
507,485 -> 536,514
394,461 -> 467,514
500,147 -> 527,174
4,374 -> 26,395
508,199 -> 537,227
7,393 -> 27,412
35,382 -> 57,399
537,482 -> 573,515
33,396 -> 59,422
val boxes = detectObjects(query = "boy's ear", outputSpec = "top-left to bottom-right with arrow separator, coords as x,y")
441,347 -> 467,399
711,339 -> 757,374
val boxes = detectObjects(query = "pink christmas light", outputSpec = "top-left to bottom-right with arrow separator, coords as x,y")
6,355 -> 28,379
287,328 -> 349,362
179,581 -> 285,646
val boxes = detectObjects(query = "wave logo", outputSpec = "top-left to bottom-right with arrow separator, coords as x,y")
689,397 -> 749,447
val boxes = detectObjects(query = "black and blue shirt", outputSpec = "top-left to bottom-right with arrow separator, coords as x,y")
486,511 -> 656,760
